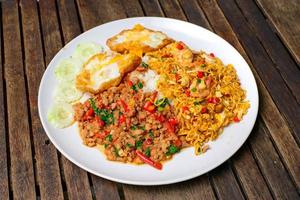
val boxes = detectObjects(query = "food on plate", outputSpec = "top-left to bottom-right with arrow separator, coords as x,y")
47,102 -> 75,128
54,81 -> 83,103
147,47 -> 250,154
47,24 -> 250,169
73,71 -> 187,169
54,57 -> 83,82
76,52 -> 141,94
73,42 -> 104,63
106,24 -> 173,55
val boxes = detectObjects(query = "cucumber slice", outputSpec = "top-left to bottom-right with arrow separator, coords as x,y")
54,57 -> 82,82
54,81 -> 83,103
47,102 -> 74,128
72,42 -> 104,63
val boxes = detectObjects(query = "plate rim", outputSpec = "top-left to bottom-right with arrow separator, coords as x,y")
38,17 -> 259,185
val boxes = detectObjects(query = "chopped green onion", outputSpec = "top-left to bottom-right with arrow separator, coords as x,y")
166,144 -> 179,155
126,143 -> 133,148
113,146 -> 119,157
104,144 -> 108,148
105,134 -> 113,142
131,85 -> 138,92
141,62 -> 148,68
157,106 -> 164,112
131,125 -> 137,130
193,101 -> 200,105
201,64 -> 206,67
145,147 -> 151,157
191,88 -> 197,92
89,98 -> 114,124
197,79 -> 202,83
139,126 -> 145,131
135,140 -> 143,149
138,82 -> 143,89
149,130 -> 154,138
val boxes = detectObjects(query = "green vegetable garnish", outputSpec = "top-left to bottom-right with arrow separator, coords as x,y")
145,148 -> 151,157
157,106 -> 164,112
193,101 -> 200,105
104,144 -> 108,148
113,146 -> 119,157
191,88 -> 197,92
89,98 -> 114,124
126,143 -> 133,148
139,126 -> 145,131
201,64 -> 206,67
155,98 -> 169,108
105,134 -> 113,142
135,140 -> 143,149
131,85 -> 138,92
197,79 -> 202,83
131,125 -> 137,130
149,130 -> 154,138
138,82 -> 143,89
141,62 -> 148,68
166,144 -> 179,155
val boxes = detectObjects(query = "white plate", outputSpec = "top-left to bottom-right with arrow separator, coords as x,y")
38,17 -> 259,185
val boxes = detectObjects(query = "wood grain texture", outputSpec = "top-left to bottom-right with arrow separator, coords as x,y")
256,0 -> 300,64
19,0 -> 64,199
201,0 -> 300,190
235,0 -> 300,103
217,0 -> 300,145
120,0 -> 144,17
249,119 -> 299,199
91,175 -> 120,200
39,1 -> 93,199
2,0 -> 36,199
0,2 -> 9,199
140,0 -> 164,16
178,0 -> 211,28
159,0 -> 186,20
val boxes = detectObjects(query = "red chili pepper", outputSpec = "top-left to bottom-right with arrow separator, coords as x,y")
117,99 -> 129,112
154,114 -> 166,122
174,139 -> 182,148
185,90 -> 191,97
95,116 -> 105,127
94,130 -> 110,139
168,118 -> 178,126
233,116 -> 240,122
135,150 -> 162,170
176,42 -> 184,50
165,122 -> 175,133
144,138 -> 153,145
207,97 -> 220,104
118,115 -> 126,124
182,106 -> 189,112
175,73 -> 180,81
86,108 -> 94,116
151,91 -> 158,102
201,107 -> 208,114
210,53 -> 215,57
197,71 -> 204,78
128,80 -> 133,87
144,101 -> 156,113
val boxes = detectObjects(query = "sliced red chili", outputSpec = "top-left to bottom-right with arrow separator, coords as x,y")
207,97 -> 220,104
201,107 -> 208,114
118,115 -> 126,124
174,139 -> 182,148
144,138 -> 153,145
182,106 -> 189,112
135,150 -> 162,170
144,101 -> 156,113
168,118 -> 178,126
210,53 -> 215,57
185,90 -> 191,97
175,73 -> 180,81
94,130 -> 110,139
197,71 -> 204,78
154,114 -> 166,123
176,42 -> 184,50
117,99 -> 129,112
233,116 -> 240,122
128,80 -> 133,87
165,122 -> 175,133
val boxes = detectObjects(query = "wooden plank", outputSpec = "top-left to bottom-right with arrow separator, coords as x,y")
140,0 -> 164,16
19,0 -> 64,199
200,0 -> 300,190
256,0 -> 300,64
210,163 -> 245,200
235,0 -> 300,103
217,0 -> 300,144
120,0 -> 144,17
76,0 -> 126,31
38,1 -> 93,199
2,0 -> 36,199
124,175 -> 216,200
177,0 -> 211,28
232,145 -> 273,199
158,0 -> 186,20
90,175 -> 120,200
211,1 -> 300,187
249,119 -> 299,199
0,2 -> 9,199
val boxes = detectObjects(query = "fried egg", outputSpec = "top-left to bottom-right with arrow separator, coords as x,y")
76,52 -> 141,93
106,24 -> 173,55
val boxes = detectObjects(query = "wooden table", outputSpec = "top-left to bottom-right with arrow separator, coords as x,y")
1,0 -> 299,199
